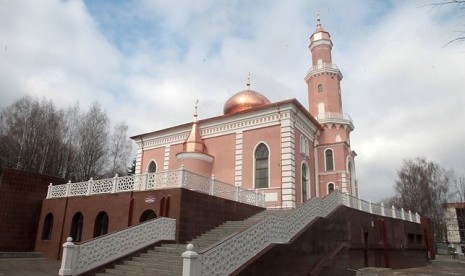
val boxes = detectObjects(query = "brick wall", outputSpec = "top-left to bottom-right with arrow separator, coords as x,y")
35,187 -> 264,260
0,168 -> 65,252
236,206 -> 427,275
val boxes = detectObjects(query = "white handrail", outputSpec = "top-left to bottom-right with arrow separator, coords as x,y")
59,217 -> 176,276
47,168 -> 266,207
182,191 -> 420,275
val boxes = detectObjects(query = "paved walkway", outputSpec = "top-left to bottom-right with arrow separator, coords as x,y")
1,254 -> 465,275
0,257 -> 60,276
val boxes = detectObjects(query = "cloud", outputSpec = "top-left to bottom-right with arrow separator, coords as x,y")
1,0 -> 464,202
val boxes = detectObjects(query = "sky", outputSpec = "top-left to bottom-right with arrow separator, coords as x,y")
0,0 -> 464,202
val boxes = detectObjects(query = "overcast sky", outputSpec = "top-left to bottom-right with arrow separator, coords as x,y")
1,0 -> 464,201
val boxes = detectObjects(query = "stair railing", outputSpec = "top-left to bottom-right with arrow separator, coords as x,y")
59,217 -> 176,276
181,191 -> 421,276
181,191 -> 343,276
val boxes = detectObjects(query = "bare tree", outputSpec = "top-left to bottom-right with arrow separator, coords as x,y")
427,0 -> 465,45
392,157 -> 451,241
450,173 -> 465,202
106,121 -> 132,177
0,96 -> 66,176
74,102 -> 109,181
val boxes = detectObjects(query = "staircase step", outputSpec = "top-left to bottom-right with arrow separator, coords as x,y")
97,209 -> 290,275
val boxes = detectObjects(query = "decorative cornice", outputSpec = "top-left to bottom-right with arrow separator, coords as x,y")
176,152 -> 214,163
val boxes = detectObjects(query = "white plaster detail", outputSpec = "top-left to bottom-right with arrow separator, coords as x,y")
264,192 -> 278,202
176,152 -> 214,163
163,146 -> 170,170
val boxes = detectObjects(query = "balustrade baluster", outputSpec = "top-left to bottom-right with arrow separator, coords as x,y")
47,183 -> 52,199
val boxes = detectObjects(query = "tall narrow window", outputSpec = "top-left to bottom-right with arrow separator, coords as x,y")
160,197 -> 166,217
41,213 -> 53,240
302,164 -> 309,202
93,211 -> 109,238
255,143 -> 269,189
318,84 -> 323,92
328,183 -> 335,194
325,149 -> 334,171
70,212 -> 83,242
147,161 -> 157,173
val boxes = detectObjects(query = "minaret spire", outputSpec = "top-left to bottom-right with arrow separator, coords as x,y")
246,72 -> 251,90
183,99 -> 205,153
194,99 -> 199,122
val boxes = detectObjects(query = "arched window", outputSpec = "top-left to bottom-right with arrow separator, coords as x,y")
41,213 -> 53,240
318,84 -> 323,92
147,161 -> 157,173
328,183 -> 335,194
254,143 -> 269,189
139,209 -> 157,223
93,211 -> 109,238
325,149 -> 334,171
70,212 -> 83,242
302,163 -> 309,202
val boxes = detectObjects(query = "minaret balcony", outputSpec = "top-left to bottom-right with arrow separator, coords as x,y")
317,112 -> 354,130
305,62 -> 343,81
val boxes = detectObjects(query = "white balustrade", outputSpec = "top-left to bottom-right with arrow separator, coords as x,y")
46,169 -> 265,207
59,217 -> 176,276
194,191 -> 342,276
183,191 -> 422,275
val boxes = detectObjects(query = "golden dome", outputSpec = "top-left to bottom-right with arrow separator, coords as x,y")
223,89 -> 271,115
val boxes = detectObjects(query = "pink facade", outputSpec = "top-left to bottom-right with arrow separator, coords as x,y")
131,18 -> 358,208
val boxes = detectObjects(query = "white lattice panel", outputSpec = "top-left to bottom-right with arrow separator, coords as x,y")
184,171 -> 211,194
116,175 -> 135,192
214,180 -> 236,201
69,182 -> 89,196
75,217 -> 175,275
90,179 -> 113,194
49,184 -> 67,198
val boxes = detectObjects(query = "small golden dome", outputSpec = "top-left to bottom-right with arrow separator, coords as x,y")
223,90 -> 271,115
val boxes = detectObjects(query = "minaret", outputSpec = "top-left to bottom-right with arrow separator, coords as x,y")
305,15 -> 358,197
176,100 -> 214,176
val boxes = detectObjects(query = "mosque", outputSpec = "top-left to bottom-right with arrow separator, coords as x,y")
130,16 -> 358,209
24,18 -> 430,276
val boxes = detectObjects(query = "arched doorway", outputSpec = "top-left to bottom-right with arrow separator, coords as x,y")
70,212 -> 83,242
139,209 -> 157,223
93,211 -> 109,237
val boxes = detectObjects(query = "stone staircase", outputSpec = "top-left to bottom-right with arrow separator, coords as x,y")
95,210 -> 291,276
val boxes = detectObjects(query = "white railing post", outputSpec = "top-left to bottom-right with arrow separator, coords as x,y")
381,203 -> 385,216
408,210 -> 413,222
182,244 -> 199,276
86,179 -> 92,196
392,206 -> 396,218
210,175 -> 215,196
88,178 -> 94,195
357,198 -> 362,210
235,186 -> 240,202
368,200 -> 373,214
65,180 -> 71,197
178,165 -> 186,187
143,173 -> 149,190
401,208 -> 405,220
112,174 -> 118,193
58,237 -> 77,276
47,183 -> 52,199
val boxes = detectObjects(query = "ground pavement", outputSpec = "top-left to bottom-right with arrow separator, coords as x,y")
1,253 -> 465,276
